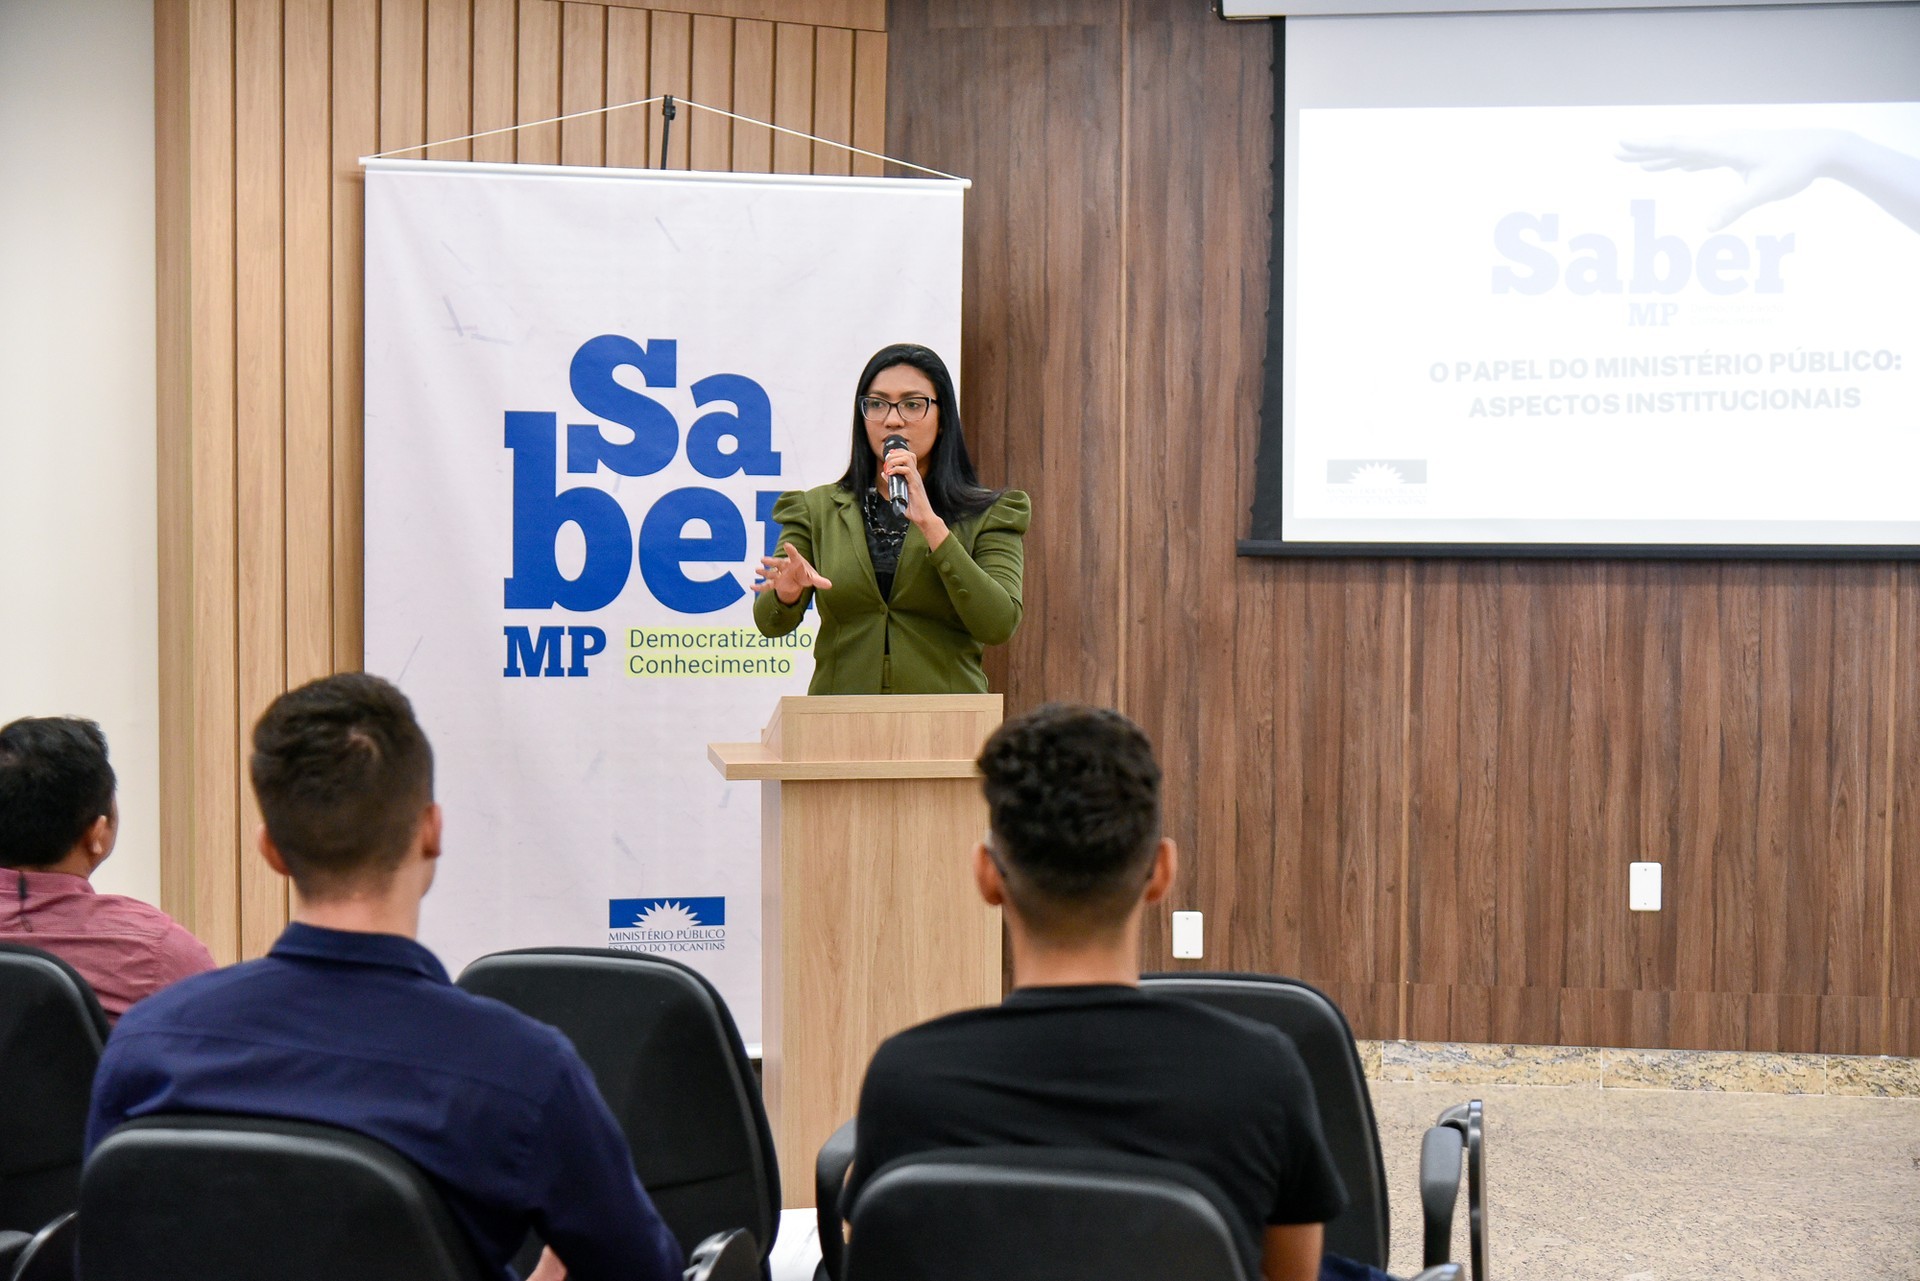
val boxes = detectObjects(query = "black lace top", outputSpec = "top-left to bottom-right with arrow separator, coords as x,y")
861,489 -> 911,600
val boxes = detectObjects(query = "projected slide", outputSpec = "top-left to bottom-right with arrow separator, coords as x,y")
1284,101 -> 1920,547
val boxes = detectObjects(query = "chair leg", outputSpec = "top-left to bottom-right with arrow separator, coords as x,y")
1417,1124 -> 1463,1269
1437,1101 -> 1487,1281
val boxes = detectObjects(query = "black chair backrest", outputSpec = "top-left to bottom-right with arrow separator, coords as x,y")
0,944 -> 109,1232
844,1147 -> 1252,1281
457,947 -> 778,1266
1141,973 -> 1390,1268
79,1115 -> 492,1281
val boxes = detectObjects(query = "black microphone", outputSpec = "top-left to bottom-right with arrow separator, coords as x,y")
882,434 -> 911,518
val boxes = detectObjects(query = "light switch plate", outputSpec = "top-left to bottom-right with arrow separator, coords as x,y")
1629,862 -> 1662,911
1172,910 -> 1204,958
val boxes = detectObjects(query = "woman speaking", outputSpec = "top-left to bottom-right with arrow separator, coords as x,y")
752,343 -> 1029,695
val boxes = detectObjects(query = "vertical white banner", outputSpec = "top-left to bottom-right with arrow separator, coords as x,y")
363,161 -> 966,1042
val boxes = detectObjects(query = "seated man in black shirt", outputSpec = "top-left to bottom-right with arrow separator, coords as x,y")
846,703 -> 1348,1281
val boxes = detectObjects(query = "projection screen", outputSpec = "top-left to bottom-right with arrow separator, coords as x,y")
1245,3 -> 1920,556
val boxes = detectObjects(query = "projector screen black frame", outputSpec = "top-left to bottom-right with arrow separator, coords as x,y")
1236,537 -> 1920,559
1238,9 -> 1920,562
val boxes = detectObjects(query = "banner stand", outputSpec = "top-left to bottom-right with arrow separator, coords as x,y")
362,157 -> 965,1043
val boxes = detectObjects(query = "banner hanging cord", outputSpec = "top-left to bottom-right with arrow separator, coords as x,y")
364,95 -> 665,160
363,94 -> 967,182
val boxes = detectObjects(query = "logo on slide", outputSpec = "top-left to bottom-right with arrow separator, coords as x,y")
608,897 -> 729,953
1327,460 -> 1427,486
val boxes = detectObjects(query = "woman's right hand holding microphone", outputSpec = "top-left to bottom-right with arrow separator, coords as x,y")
754,542 -> 833,606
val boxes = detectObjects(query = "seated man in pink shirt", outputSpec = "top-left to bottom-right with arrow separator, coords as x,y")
0,716 -> 215,1018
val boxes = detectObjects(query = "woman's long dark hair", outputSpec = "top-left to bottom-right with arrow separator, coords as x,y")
835,343 -> 1003,523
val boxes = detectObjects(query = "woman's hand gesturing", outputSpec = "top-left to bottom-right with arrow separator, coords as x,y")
754,542 -> 833,606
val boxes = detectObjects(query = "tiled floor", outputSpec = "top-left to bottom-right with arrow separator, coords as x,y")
1372,1080 -> 1920,1280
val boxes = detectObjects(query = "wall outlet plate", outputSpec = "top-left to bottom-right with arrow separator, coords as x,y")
1629,862 -> 1662,911
1172,910 -> 1204,958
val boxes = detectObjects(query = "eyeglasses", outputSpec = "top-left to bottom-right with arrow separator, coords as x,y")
857,395 -> 938,423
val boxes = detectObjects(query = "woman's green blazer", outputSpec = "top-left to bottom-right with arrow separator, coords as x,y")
753,484 -> 1031,695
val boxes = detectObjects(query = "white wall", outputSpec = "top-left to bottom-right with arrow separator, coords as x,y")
0,0 -> 161,904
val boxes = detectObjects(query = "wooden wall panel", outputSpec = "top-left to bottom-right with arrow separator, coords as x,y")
606,9 -> 652,167
888,0 -> 1917,1053
427,0 -> 475,162
1261,563 -> 1411,1041
771,24 -> 814,174
154,0 -> 193,936
235,0 -> 290,955
472,0 -> 518,162
889,6 -> 1129,718
186,0 -> 241,962
850,31 -> 885,176
284,0 -> 334,691
730,20 -> 773,173
1380,549 -> 1900,1051
1121,6 -> 1296,981
648,12 -> 691,168
517,1 -> 562,164
380,0 -> 427,157
331,0 -> 375,673
605,0 -> 882,27
157,0 -> 890,960
561,4 -> 609,166
1889,566 -> 1920,1054
810,28 -> 852,176
689,16 -> 733,169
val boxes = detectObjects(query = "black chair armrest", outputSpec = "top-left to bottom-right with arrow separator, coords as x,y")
0,1233 -> 31,1275
0,1233 -> 31,1279
683,1229 -> 757,1281
1418,1123 -> 1463,1269
814,1120 -> 857,1281
9,1211 -> 76,1281
1409,1265 -> 1464,1281
1436,1101 -> 1487,1281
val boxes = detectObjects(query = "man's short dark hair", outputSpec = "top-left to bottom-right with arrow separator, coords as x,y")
975,703 -> 1162,935
250,673 -> 434,898
0,717 -> 117,869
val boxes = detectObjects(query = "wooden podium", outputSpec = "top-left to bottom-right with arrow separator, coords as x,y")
708,694 -> 1003,1208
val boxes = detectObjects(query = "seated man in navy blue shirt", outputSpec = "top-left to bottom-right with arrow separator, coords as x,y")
846,705 -> 1348,1281
86,673 -> 682,1281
